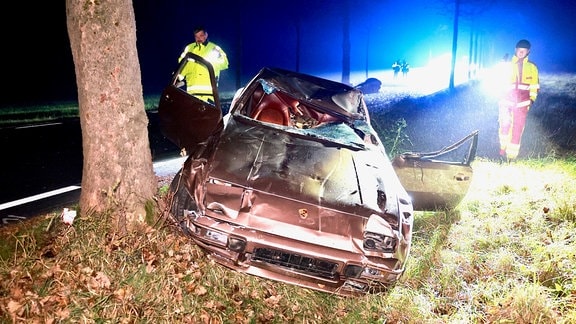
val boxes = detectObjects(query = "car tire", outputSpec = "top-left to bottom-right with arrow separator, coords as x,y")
169,170 -> 197,235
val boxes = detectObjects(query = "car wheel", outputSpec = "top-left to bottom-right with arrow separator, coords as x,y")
169,170 -> 197,235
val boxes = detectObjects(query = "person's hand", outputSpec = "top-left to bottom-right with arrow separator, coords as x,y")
176,74 -> 185,88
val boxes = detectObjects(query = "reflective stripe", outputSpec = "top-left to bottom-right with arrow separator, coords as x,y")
517,100 -> 531,107
516,84 -> 530,90
187,84 -> 212,93
499,99 -> 531,108
504,84 -> 530,90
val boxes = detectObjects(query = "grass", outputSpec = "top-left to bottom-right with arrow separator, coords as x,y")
1,157 -> 575,323
0,96 -> 161,127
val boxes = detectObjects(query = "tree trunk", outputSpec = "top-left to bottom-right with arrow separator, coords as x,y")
66,0 -> 156,234
449,0 -> 460,91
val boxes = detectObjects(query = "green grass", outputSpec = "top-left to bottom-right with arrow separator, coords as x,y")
0,96 -> 161,126
1,158 -> 575,323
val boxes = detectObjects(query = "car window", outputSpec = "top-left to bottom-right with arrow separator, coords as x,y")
230,82 -> 374,150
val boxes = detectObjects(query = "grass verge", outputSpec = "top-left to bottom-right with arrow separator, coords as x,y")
0,96 -> 161,127
1,158 -> 575,323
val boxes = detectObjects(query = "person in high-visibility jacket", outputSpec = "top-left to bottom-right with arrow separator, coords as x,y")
178,26 -> 229,102
498,39 -> 539,161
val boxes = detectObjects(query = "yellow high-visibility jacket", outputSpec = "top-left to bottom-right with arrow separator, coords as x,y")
178,41 -> 229,95
500,56 -> 539,109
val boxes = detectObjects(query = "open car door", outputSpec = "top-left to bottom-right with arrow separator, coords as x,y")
158,52 -> 223,155
392,130 -> 479,210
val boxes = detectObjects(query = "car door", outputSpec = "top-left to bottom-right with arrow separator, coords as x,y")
392,130 -> 478,210
158,53 -> 223,155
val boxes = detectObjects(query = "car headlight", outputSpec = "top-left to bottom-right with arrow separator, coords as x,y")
345,264 -> 384,278
361,266 -> 385,278
363,214 -> 397,252
227,236 -> 247,252
363,231 -> 396,252
344,264 -> 394,282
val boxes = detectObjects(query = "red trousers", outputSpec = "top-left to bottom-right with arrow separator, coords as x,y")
498,103 -> 529,159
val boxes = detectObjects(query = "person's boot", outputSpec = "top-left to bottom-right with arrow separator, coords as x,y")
499,149 -> 507,164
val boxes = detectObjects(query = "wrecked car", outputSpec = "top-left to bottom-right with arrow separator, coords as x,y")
158,53 -> 477,296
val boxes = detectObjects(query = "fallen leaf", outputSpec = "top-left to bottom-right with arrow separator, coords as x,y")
195,285 -> 208,296
7,300 -> 23,317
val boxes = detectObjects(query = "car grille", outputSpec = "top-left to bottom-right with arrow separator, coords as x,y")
252,248 -> 339,280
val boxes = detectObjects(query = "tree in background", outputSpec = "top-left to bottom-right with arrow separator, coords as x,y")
66,0 -> 157,234
443,0 -> 494,91
341,0 -> 351,85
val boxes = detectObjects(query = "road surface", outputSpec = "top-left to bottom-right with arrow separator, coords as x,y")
0,112 -> 181,226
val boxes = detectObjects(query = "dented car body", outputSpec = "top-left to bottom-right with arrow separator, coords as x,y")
392,130 -> 478,211
159,53 -> 476,296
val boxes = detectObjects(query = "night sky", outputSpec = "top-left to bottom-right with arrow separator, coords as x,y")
2,0 -> 574,107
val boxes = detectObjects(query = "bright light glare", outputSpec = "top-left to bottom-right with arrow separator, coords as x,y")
481,61 -> 509,98
428,53 -> 452,73
317,52 -> 473,97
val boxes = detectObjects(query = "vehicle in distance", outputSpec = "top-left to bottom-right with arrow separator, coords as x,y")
159,53 -> 477,296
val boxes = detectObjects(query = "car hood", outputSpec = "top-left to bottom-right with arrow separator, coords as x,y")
202,116 -> 411,232
199,117 -> 412,258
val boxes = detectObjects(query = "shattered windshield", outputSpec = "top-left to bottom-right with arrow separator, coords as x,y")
231,68 -> 374,150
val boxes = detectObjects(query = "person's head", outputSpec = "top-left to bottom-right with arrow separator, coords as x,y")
515,39 -> 531,59
193,26 -> 208,45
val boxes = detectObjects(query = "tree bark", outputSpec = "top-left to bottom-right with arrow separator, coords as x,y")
449,0 -> 460,91
66,0 -> 156,233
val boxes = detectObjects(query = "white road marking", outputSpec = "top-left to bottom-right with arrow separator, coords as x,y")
0,156 -> 186,211
0,185 -> 81,210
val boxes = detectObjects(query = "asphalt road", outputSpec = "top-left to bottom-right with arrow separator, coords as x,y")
0,111 -> 181,226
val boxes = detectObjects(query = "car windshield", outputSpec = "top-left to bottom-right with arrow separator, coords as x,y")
230,68 -> 376,150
